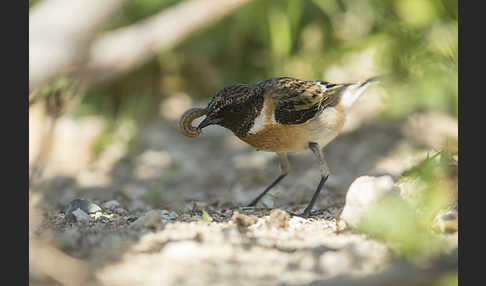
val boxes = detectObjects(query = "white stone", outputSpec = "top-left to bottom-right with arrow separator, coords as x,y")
340,175 -> 398,228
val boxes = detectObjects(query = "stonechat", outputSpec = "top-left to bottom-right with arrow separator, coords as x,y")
180,76 -> 380,217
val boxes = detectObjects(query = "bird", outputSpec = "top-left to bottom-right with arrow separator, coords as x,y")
181,76 -> 381,217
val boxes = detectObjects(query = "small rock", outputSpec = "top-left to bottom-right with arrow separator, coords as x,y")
232,211 -> 258,227
144,210 -> 162,228
340,175 -> 398,228
71,208 -> 91,223
66,199 -> 102,215
160,210 -> 178,220
131,210 -> 162,229
266,209 -> 290,229
102,200 -> 120,210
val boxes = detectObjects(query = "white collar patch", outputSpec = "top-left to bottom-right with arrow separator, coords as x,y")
248,103 -> 268,134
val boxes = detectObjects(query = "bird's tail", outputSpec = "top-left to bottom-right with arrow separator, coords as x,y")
340,74 -> 389,111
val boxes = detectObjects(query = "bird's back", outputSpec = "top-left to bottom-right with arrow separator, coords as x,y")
239,77 -> 349,152
253,77 -> 348,124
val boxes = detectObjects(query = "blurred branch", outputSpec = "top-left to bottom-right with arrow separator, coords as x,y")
29,0 -> 253,90
28,0 -> 253,188
29,0 -> 126,90
80,0 -> 253,86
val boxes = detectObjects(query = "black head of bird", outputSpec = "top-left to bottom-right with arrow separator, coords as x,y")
181,76 -> 382,217
196,84 -> 264,137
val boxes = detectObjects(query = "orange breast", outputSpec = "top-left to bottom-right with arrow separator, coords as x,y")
239,124 -> 308,152
238,103 -> 346,153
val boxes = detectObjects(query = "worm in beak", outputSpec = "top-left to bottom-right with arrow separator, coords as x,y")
179,107 -> 207,137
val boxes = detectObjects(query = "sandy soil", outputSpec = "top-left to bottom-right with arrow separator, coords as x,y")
29,95 -> 458,286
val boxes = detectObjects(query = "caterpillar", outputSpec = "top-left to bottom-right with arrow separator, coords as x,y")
178,107 -> 207,137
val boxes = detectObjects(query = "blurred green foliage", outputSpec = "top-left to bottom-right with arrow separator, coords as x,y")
357,150 -> 457,263
61,0 -> 457,119
30,0 -> 458,154
201,209 -> 213,222
434,272 -> 458,286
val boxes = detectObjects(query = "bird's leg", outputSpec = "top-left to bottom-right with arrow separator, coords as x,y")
247,152 -> 289,207
299,142 -> 330,217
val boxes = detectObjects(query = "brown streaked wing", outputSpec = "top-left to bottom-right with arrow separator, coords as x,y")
261,77 -> 347,125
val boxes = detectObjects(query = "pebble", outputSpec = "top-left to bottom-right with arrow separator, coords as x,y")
160,210 -> 178,220
232,211 -> 258,228
266,209 -> 290,229
131,210 -> 162,229
71,208 -> 91,223
102,200 -> 121,210
340,175 -> 398,228
66,199 -> 102,215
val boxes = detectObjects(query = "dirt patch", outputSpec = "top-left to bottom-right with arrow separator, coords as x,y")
29,111 -> 458,285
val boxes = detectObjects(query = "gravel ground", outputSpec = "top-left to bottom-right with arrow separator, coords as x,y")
29,102 -> 458,286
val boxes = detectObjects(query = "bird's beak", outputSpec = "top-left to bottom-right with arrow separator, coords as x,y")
197,116 -> 221,130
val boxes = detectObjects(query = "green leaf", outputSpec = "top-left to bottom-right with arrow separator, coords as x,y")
201,209 -> 213,222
